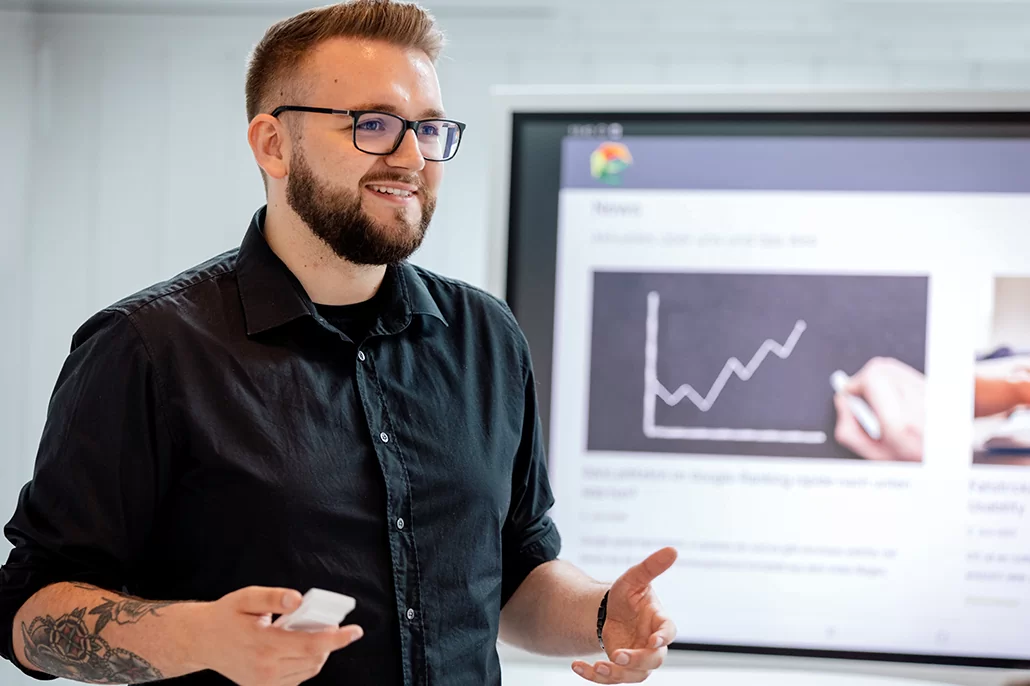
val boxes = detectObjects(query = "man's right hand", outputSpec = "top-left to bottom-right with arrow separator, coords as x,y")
190,586 -> 363,686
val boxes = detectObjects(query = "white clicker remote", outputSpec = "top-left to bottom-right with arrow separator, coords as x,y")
273,588 -> 357,632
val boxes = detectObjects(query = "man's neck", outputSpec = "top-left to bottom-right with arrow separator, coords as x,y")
263,200 -> 386,306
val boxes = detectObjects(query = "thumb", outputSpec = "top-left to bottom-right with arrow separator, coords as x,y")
231,586 -> 303,615
619,547 -> 678,589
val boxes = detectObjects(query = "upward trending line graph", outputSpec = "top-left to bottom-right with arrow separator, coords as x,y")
643,291 -> 828,444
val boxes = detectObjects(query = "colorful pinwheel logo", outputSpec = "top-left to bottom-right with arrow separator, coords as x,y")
590,142 -> 633,185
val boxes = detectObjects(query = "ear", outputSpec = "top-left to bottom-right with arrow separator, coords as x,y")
248,113 -> 290,181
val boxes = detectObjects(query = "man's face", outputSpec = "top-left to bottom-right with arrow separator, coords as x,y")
282,39 -> 446,265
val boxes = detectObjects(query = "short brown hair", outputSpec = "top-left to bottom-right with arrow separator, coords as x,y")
245,0 -> 446,123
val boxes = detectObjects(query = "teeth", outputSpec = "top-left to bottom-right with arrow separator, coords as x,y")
371,185 -> 413,197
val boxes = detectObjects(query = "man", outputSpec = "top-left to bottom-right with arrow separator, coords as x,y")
0,1 -> 677,684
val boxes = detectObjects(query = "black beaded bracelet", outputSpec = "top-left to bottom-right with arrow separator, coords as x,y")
596,589 -> 610,652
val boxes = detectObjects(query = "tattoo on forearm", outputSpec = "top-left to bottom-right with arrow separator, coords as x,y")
20,592 -> 177,683
90,597 -> 177,634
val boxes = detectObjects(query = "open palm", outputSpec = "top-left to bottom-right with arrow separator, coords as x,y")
572,547 -> 678,684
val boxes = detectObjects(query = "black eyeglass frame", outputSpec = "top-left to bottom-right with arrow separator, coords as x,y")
270,105 -> 467,162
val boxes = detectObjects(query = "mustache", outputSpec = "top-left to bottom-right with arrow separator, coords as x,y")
361,172 -> 427,192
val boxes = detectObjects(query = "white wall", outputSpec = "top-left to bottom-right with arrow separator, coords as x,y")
5,2 -> 1030,684
0,7 -> 36,575
0,11 -> 37,685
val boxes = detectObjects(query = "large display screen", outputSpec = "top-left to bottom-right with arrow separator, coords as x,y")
504,111 -> 1030,668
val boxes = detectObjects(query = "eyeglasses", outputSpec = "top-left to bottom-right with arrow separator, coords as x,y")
270,106 -> 466,162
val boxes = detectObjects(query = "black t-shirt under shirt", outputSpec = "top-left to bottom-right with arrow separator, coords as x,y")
315,293 -> 382,345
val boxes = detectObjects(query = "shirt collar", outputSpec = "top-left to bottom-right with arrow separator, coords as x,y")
382,261 -> 449,334
236,206 -> 448,336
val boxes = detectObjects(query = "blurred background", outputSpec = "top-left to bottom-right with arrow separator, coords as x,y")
5,1 -> 1030,683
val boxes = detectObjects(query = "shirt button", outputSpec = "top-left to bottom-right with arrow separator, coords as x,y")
406,608 -> 415,621
396,518 -> 405,530
380,432 -> 389,443
357,350 -> 366,362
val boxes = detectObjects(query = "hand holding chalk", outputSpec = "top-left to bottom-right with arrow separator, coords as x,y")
830,357 -> 925,462
830,369 -> 882,441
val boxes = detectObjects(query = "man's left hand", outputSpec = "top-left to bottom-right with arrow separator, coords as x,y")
572,547 -> 678,683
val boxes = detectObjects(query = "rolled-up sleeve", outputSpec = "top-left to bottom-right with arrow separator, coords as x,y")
0,309 -> 170,679
500,337 -> 562,607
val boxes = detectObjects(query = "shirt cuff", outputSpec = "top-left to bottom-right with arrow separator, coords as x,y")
501,520 -> 562,607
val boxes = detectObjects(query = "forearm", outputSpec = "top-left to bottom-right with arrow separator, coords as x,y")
499,559 -> 608,656
974,377 -> 1030,417
12,582 -> 207,684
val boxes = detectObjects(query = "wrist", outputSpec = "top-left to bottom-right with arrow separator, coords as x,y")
1017,379 -> 1030,406
173,601 -> 216,673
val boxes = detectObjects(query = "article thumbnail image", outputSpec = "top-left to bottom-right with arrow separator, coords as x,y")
586,271 -> 929,461
972,276 -> 1030,466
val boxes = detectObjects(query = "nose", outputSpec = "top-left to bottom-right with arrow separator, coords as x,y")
386,128 -> 426,172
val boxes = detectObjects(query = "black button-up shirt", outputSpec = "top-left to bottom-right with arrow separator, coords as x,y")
0,207 -> 561,685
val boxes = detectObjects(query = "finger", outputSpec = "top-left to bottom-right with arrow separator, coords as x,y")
833,393 -> 891,461
843,373 -> 864,395
304,625 -> 364,653
233,586 -> 303,615
270,624 -> 363,657
609,646 -> 667,671
619,547 -> 678,588
327,624 -> 364,650
650,613 -> 677,647
571,660 -> 648,683
849,356 -> 887,391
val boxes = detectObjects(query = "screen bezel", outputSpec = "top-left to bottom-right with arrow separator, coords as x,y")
489,88 -> 1030,673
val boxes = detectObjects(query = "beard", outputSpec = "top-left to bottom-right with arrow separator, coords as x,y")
285,148 -> 436,266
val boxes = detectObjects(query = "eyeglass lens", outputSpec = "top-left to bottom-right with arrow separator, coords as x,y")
354,112 -> 461,161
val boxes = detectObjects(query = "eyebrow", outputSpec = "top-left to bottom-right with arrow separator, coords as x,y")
350,103 -> 448,120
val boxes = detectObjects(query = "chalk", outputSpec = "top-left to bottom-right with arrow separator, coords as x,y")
831,369 -> 882,441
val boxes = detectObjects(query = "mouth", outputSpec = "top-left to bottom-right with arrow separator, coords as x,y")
364,183 -> 419,205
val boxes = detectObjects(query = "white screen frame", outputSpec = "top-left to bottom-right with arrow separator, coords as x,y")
488,87 -> 1030,686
